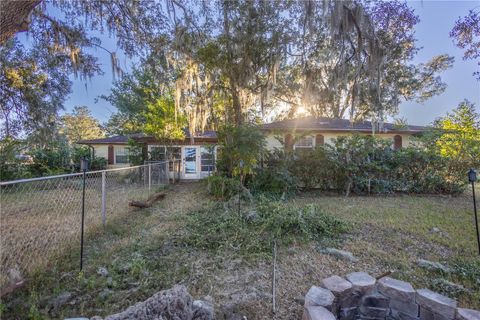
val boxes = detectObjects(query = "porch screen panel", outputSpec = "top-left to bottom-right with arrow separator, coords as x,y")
167,147 -> 181,171
201,147 -> 215,173
149,146 -> 166,161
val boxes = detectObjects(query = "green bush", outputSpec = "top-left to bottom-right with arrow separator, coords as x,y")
181,198 -> 349,255
257,135 -> 467,195
248,165 -> 297,196
216,125 -> 265,178
205,175 -> 241,200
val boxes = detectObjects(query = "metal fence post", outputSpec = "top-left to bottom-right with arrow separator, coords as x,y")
101,170 -> 106,226
165,161 -> 169,185
148,163 -> 152,190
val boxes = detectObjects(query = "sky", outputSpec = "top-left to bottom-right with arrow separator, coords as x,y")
40,0 -> 480,126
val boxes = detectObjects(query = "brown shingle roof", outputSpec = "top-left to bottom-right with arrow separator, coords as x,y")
77,134 -> 145,145
262,116 -> 427,133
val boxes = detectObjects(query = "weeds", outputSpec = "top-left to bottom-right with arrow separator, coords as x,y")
180,197 -> 349,256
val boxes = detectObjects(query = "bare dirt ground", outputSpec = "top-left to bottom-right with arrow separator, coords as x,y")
1,182 -> 479,319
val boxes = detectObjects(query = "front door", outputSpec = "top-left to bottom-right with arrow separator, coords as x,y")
183,146 -> 199,179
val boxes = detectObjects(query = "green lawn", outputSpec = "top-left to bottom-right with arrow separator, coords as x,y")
1,182 -> 479,319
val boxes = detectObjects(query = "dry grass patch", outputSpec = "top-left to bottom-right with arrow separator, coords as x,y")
1,182 -> 479,319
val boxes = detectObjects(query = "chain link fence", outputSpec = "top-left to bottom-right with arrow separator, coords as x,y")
0,161 -> 180,289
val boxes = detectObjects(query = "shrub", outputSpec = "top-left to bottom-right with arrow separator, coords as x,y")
205,175 -> 241,200
216,125 -> 265,178
288,146 -> 333,190
90,157 -> 107,170
251,135 -> 467,195
248,165 -> 297,196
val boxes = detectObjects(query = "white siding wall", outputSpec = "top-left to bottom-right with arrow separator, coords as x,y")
90,144 -> 130,168
265,134 -> 284,150
93,145 -> 108,159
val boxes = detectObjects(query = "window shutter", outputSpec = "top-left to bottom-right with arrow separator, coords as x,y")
315,134 -> 324,146
108,145 -> 114,164
393,135 -> 402,150
285,133 -> 293,151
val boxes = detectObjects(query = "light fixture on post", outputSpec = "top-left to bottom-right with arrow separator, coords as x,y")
468,168 -> 479,255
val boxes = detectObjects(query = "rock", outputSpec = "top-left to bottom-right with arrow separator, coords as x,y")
416,259 -> 451,273
389,298 -> 419,317
431,227 -> 441,233
7,268 -> 23,283
103,285 -> 194,320
97,267 -> 109,277
321,275 -> 352,297
416,288 -> 457,319
390,308 -> 420,320
457,308 -> 480,320
358,305 -> 388,318
361,293 -> 390,309
321,248 -> 358,262
419,307 -> 451,320
304,286 -> 335,310
192,300 -> 215,320
377,277 -> 416,302
50,292 -> 72,309
64,318 -> 89,320
346,272 -> 376,293
338,307 -> 357,320
303,306 -> 336,320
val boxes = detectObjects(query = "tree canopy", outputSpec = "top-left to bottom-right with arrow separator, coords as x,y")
450,8 -> 480,80
1,0 -> 458,140
60,106 -> 105,144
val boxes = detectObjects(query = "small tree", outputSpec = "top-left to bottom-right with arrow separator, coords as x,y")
60,106 -> 105,144
216,125 -> 265,180
144,94 -> 185,142
432,100 -> 480,173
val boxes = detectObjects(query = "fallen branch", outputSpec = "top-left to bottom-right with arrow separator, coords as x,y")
375,270 -> 393,280
129,192 -> 166,208
0,280 -> 26,298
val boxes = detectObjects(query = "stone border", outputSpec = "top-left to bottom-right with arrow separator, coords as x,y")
302,272 -> 480,320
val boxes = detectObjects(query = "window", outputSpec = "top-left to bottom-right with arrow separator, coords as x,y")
201,146 -> 215,173
115,147 -> 129,164
294,136 -> 313,149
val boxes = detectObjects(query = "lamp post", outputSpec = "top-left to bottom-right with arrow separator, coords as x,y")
80,157 -> 89,271
468,168 -> 479,255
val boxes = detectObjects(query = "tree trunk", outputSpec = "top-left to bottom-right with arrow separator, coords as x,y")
232,90 -> 243,126
0,0 -> 42,44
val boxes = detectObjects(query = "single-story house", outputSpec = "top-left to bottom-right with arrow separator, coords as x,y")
78,117 -> 427,179
77,134 -> 144,168
78,132 -> 218,179
262,116 -> 426,151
